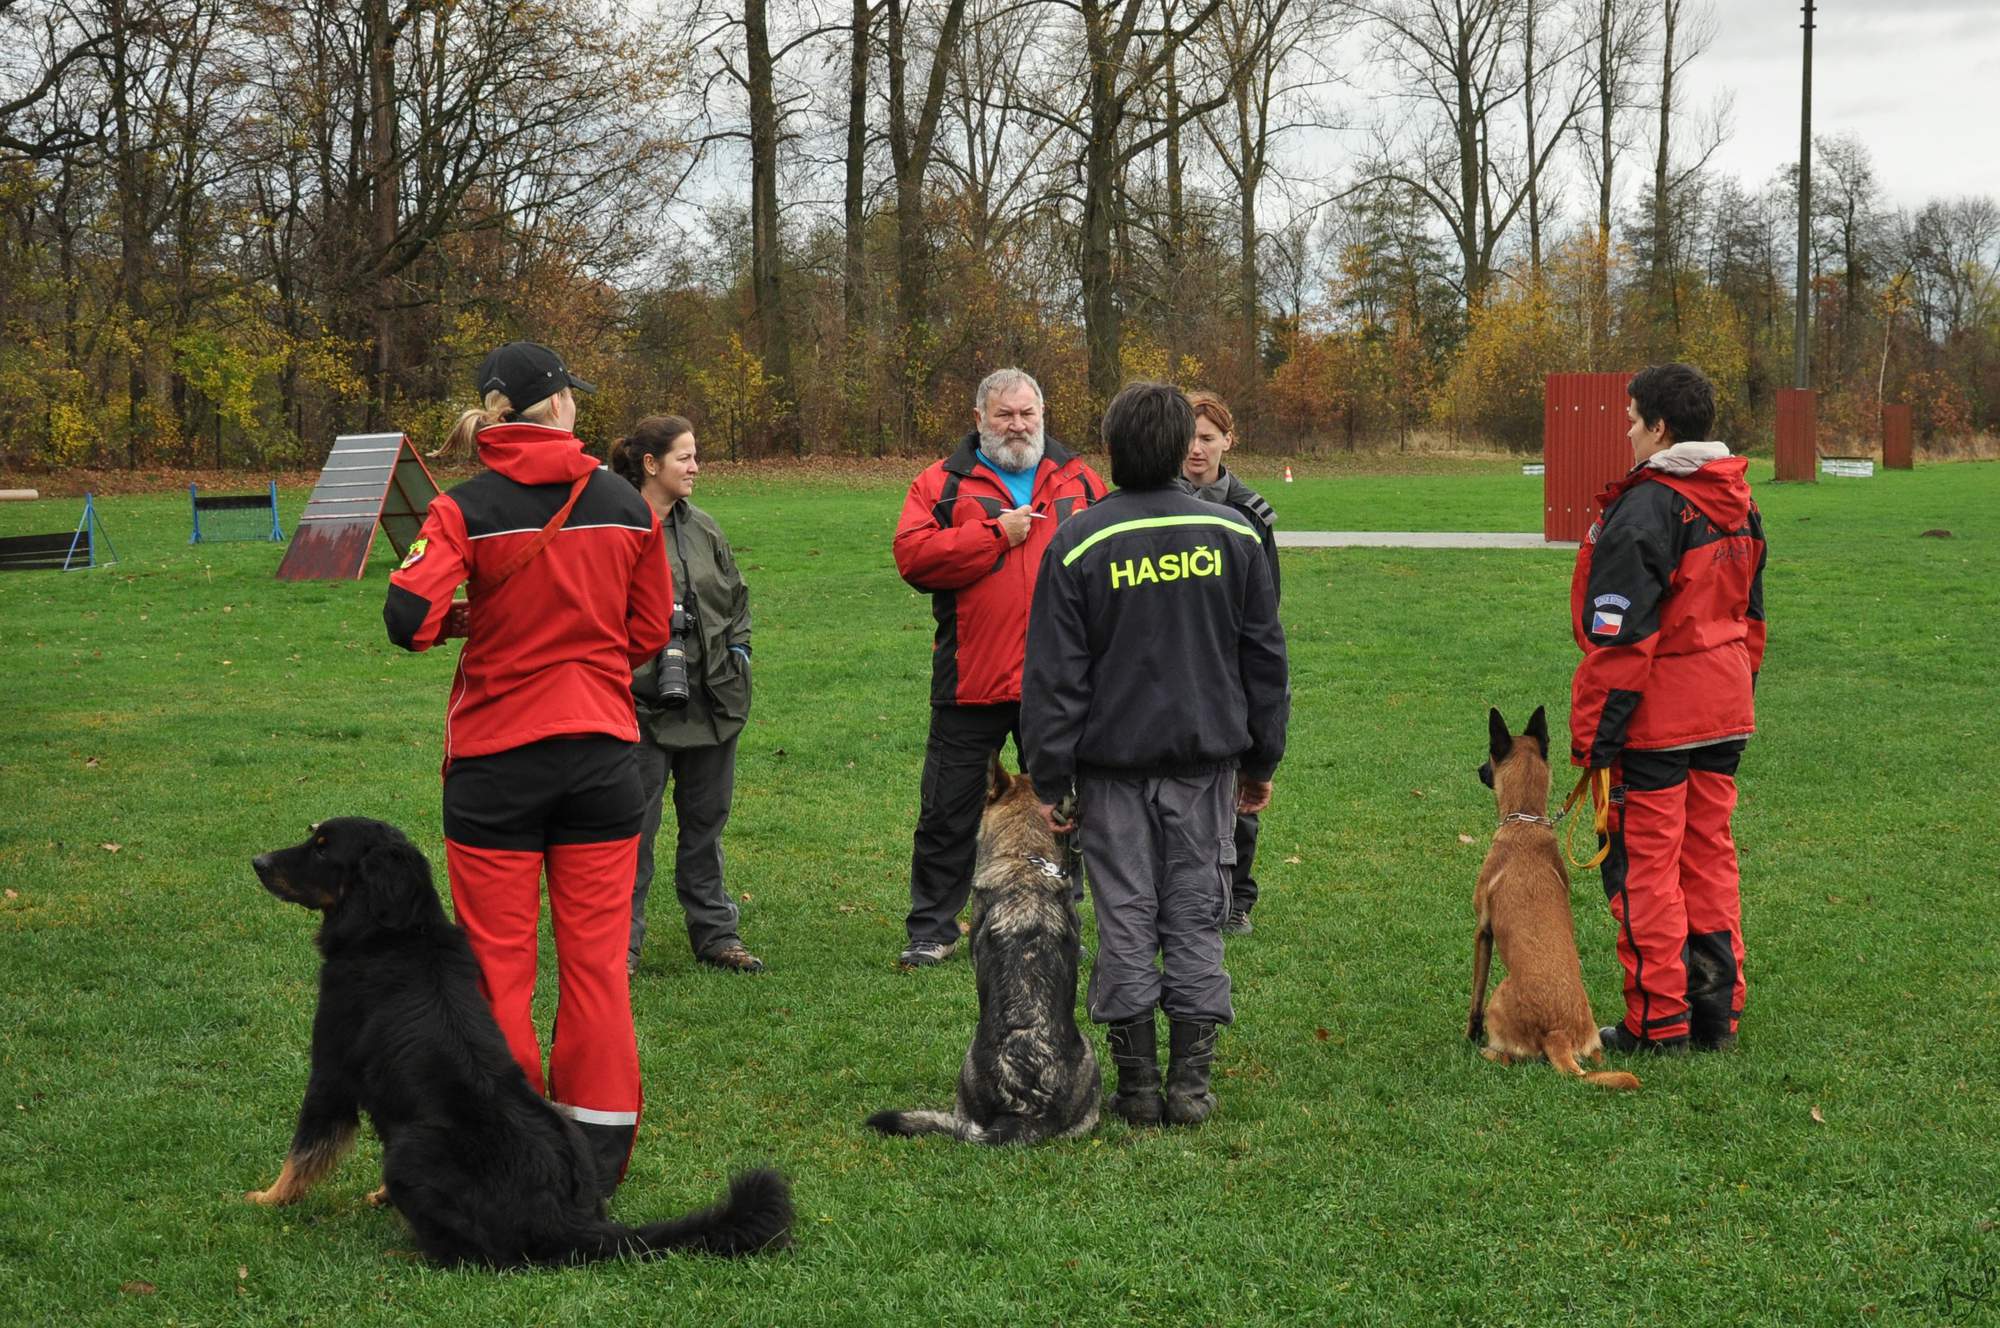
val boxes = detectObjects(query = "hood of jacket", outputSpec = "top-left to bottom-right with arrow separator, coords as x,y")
1183,466 -> 1253,508
1602,442 -> 1751,530
474,421 -> 601,486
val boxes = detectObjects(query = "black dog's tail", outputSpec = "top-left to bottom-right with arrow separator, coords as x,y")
569,1168 -> 793,1262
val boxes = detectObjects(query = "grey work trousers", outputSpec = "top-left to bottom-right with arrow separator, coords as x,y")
629,736 -> 741,964
1078,769 -> 1236,1026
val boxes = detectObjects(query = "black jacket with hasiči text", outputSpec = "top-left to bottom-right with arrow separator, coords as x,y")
1021,486 -> 1289,803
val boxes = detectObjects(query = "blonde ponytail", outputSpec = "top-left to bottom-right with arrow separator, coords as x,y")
432,390 -> 515,460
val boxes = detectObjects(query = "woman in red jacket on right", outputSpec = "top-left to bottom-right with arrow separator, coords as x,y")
1570,363 -> 1767,1056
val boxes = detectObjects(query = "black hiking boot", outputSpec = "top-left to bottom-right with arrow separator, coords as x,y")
1598,1023 -> 1691,1057
1163,1020 -> 1219,1126
1105,1015 -> 1164,1127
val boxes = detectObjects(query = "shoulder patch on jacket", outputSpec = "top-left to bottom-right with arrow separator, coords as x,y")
398,538 -> 428,570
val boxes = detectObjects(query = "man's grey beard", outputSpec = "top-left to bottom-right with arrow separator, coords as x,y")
978,423 -> 1046,473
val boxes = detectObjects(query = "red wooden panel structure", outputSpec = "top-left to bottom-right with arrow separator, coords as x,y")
1774,388 -> 1818,482
1542,373 -> 1634,543
275,433 -> 443,581
1882,402 -> 1913,470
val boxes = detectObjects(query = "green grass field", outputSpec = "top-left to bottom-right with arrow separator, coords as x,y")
1,459 -> 1995,1326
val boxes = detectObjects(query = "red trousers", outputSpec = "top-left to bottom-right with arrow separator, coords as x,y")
443,736 -> 645,1185
1602,741 -> 1748,1045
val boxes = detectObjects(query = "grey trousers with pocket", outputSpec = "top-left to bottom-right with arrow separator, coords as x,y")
1078,769 -> 1236,1025
630,736 -> 741,963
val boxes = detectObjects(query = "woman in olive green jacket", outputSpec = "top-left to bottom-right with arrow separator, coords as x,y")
611,415 -> 762,974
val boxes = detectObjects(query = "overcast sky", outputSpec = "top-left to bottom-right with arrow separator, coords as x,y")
1682,0 -> 1999,209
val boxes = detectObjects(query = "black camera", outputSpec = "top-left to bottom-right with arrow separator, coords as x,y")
654,603 -> 695,708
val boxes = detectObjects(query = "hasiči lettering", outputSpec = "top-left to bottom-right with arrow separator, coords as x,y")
1107,545 -> 1223,589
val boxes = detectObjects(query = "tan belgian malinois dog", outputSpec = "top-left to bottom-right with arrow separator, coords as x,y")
1467,707 -> 1640,1091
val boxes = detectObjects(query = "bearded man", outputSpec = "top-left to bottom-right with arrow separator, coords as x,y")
890,368 -> 1108,967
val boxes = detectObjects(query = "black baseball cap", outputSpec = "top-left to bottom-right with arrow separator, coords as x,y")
477,341 -> 597,412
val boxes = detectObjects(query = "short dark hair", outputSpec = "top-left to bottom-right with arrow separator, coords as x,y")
1102,382 -> 1194,489
1627,364 -> 1715,444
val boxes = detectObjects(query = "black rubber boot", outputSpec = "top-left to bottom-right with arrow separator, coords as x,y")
1598,1023 -> 1691,1057
1685,931 -> 1739,1051
1163,1020 -> 1218,1126
579,1122 -> 635,1203
1105,1015 -> 1164,1127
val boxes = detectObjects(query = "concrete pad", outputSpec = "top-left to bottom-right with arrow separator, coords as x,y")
1277,530 -> 1579,550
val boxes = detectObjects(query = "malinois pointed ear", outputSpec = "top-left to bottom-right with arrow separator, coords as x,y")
986,752 -> 1010,804
1488,708 -> 1513,763
1525,706 -> 1549,757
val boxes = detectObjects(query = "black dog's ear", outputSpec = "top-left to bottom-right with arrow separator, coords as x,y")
1477,760 -> 1494,789
1525,706 -> 1549,757
1488,708 -> 1513,763
986,752 -> 1010,804
358,838 -> 436,932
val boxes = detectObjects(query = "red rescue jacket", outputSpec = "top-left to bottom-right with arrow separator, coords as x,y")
1570,443 -> 1767,767
894,434 -> 1106,706
384,422 -> 674,759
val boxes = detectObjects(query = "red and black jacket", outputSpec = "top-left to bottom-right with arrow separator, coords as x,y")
384,422 -> 674,759
1570,445 -> 1767,767
894,433 -> 1106,706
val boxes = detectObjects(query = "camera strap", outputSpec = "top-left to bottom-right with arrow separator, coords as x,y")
480,471 -> 592,592
666,501 -> 700,617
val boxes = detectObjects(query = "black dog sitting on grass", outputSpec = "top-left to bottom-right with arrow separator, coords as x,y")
247,817 -> 791,1267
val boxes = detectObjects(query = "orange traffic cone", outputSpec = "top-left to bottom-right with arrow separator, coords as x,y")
1283,464 -> 1294,483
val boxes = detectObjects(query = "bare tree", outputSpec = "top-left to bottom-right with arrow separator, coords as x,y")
1195,0 -> 1344,396
1363,0 -> 1581,306
0,0 -> 106,161
1068,0 -> 1238,405
884,0 -> 969,444
1516,0 -> 1589,279
744,0 -> 794,443
1574,0 -> 1647,355
1645,0 -> 1727,318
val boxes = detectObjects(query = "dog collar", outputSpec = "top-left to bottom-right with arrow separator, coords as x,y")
1499,812 -> 1556,828
1024,855 -> 1068,879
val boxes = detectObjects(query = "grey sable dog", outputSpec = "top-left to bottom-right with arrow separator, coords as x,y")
868,757 -> 1100,1144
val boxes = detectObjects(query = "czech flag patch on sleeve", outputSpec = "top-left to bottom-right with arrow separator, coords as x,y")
1589,593 -> 1629,637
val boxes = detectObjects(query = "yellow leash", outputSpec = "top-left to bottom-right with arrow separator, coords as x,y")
1560,767 -> 1613,871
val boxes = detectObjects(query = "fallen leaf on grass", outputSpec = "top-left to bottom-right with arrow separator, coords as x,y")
1315,1027 -> 1330,1042
740,892 -> 753,902
101,842 -> 121,853
836,904 -> 859,914
1283,855 -> 1302,865
1810,1106 -> 1825,1125
237,1266 -> 248,1280
1457,833 -> 1476,844
85,756 -> 100,768
1410,788 -> 1426,798
4,889 -> 16,900
120,1282 -> 156,1296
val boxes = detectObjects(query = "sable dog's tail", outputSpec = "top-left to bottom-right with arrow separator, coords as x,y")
1546,1031 -> 1641,1092
566,1168 -> 793,1262
865,1107 -> 996,1143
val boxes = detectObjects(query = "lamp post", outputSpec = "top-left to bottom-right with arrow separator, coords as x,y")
1794,0 -> 1814,389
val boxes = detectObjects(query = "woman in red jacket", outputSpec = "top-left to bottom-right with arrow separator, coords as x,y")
384,341 -> 674,1195
1571,363 -> 1766,1056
